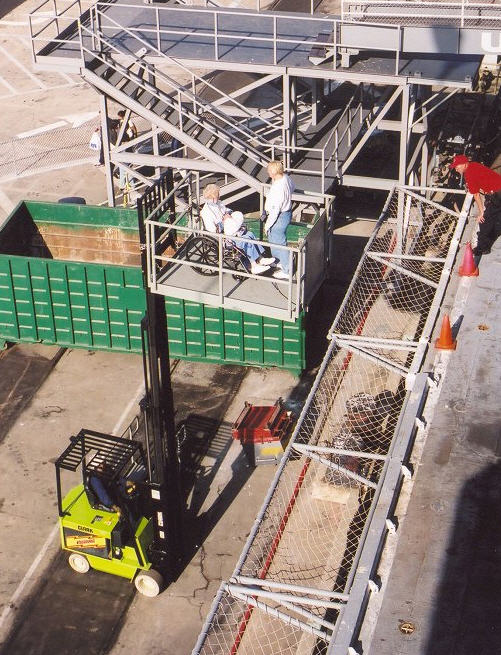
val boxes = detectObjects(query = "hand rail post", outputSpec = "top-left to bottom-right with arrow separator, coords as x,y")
214,11 -> 218,61
156,7 -> 161,52
218,233 -> 224,305
273,16 -> 277,65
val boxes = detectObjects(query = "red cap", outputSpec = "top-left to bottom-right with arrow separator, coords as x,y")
449,154 -> 469,169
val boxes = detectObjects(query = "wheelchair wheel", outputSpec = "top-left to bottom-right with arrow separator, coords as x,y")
185,235 -> 219,276
224,246 -> 250,280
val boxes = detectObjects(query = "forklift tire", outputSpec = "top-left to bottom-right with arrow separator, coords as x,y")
134,569 -> 163,597
68,553 -> 90,573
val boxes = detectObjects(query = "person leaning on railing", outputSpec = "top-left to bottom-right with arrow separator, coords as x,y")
263,160 -> 295,280
450,154 -> 501,258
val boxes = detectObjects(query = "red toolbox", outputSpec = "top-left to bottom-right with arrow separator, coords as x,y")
232,398 -> 294,465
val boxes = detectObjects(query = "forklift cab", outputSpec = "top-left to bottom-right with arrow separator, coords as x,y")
55,429 -> 163,596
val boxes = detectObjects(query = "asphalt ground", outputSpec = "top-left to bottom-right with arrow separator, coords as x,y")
0,348 -> 303,655
364,233 -> 501,655
0,1 -> 371,654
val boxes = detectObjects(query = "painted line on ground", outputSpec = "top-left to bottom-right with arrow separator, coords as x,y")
0,44 -> 46,89
0,73 -> 16,94
17,121 -> 67,139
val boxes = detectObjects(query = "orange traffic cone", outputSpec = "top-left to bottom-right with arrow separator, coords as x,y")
458,242 -> 479,277
434,314 -> 457,350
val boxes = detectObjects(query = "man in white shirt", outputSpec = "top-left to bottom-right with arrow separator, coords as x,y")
264,160 -> 295,280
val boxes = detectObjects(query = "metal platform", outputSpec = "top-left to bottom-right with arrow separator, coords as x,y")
32,0 -> 481,87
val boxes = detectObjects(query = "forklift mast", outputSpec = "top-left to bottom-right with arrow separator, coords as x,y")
137,169 -> 183,576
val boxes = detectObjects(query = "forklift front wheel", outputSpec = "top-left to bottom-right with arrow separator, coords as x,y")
134,569 -> 163,597
68,553 -> 90,574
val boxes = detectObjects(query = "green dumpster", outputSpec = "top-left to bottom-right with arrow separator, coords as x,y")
0,201 -> 306,375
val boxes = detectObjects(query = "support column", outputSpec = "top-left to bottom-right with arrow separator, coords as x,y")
282,75 -> 297,167
311,79 -> 323,127
397,84 -> 411,253
149,69 -> 161,180
398,84 -> 410,186
100,94 -> 116,207
290,76 -> 297,155
283,73 -> 291,168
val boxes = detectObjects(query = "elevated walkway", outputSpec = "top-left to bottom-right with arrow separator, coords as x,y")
31,0 -> 482,87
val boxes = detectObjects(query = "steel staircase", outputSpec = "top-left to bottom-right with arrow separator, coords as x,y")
79,15 -> 338,202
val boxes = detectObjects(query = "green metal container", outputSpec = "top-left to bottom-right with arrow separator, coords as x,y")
0,201 -> 305,375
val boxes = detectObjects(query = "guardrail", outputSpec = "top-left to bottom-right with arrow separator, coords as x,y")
29,0 -> 84,62
145,221 -> 304,323
341,0 -> 501,27
192,185 -> 471,655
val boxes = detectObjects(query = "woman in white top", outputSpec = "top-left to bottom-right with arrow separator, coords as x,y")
200,184 -> 273,274
264,160 -> 295,279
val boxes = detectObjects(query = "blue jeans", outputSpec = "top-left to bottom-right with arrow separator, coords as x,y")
239,230 -> 263,263
268,209 -> 292,273
119,166 -> 135,190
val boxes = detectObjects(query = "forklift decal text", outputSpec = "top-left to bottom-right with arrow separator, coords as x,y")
67,535 -> 106,549
77,524 -> 94,534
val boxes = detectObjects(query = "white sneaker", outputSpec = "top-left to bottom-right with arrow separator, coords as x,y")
251,262 -> 270,275
273,269 -> 289,280
258,256 -> 276,266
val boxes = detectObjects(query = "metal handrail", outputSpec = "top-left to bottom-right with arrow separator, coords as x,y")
146,220 -> 304,321
94,4 -> 283,142
92,1 -> 401,70
79,24 -> 271,171
80,21 -> 335,192
341,0 -> 501,28
29,0 -> 82,59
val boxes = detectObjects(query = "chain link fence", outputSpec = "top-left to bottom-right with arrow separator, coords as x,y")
0,114 -> 177,183
341,0 -> 501,27
0,119 -> 97,182
192,186 -> 470,655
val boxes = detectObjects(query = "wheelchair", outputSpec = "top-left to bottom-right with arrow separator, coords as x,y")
182,233 -> 251,279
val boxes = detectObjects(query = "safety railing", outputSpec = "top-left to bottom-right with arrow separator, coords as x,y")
79,13 -> 342,196
145,220 -> 304,323
92,4 -> 284,145
79,22 -> 274,165
341,0 -> 501,27
29,0 -> 84,62
89,1 -> 402,73
192,185 -> 471,655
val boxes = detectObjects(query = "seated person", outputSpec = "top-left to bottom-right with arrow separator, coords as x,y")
88,463 -> 120,514
200,184 -> 275,275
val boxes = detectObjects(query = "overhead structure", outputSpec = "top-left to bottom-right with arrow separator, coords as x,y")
29,0 -> 489,210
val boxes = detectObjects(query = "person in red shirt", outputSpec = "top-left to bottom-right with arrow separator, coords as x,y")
450,154 -> 501,256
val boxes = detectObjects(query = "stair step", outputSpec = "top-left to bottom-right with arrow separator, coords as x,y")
226,147 -> 247,166
210,138 -> 232,157
102,68 -> 123,87
120,80 -> 139,97
152,101 -> 170,117
135,89 -> 154,107
255,167 -> 269,183
239,156 -> 262,176
190,127 -> 214,146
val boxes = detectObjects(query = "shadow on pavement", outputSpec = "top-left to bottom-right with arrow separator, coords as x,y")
425,459 -> 501,655
0,1 -> 26,20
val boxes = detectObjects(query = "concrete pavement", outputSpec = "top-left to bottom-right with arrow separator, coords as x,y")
366,236 -> 501,655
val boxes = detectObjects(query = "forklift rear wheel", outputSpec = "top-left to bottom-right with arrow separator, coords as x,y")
68,553 -> 90,573
134,569 -> 163,597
